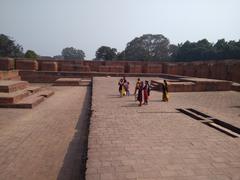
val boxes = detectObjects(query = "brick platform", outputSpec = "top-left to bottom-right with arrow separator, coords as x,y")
0,70 -> 21,80
86,77 -> 240,180
0,80 -> 54,108
151,77 -> 233,92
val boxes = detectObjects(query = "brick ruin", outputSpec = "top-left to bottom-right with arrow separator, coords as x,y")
0,57 -> 239,83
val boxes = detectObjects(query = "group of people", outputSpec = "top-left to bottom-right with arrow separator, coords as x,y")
118,77 -> 130,97
118,77 -> 169,106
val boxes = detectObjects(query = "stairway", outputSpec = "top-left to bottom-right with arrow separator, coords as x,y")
0,80 -> 54,108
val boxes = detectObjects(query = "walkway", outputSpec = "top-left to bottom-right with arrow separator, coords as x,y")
86,77 -> 240,180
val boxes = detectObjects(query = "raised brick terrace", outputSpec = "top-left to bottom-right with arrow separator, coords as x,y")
86,77 -> 240,180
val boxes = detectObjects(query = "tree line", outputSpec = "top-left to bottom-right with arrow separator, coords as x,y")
0,33 -> 239,61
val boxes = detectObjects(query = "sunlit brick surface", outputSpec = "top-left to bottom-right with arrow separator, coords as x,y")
86,77 -> 240,180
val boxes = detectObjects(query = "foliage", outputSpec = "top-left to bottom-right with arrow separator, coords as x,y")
122,34 -> 170,61
0,34 -> 24,57
95,46 -> 117,60
173,39 -> 240,61
61,47 -> 85,60
24,50 -> 38,59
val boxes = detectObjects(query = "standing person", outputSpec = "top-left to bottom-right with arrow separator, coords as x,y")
124,81 -> 130,96
137,81 -> 144,106
143,80 -> 150,105
134,78 -> 141,100
118,79 -> 124,97
162,80 -> 169,102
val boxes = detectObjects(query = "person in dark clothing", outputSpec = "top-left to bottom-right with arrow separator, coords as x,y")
137,81 -> 144,106
162,80 -> 169,102
143,80 -> 150,105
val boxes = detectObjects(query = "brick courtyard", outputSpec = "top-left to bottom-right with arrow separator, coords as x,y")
86,77 -> 240,180
0,85 -> 91,180
0,77 -> 239,180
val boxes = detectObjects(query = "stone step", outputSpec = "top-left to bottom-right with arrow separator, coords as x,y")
0,80 -> 29,93
79,79 -> 91,86
54,78 -> 81,86
36,89 -> 54,98
0,95 -> 44,108
0,90 -> 30,104
26,86 -> 42,93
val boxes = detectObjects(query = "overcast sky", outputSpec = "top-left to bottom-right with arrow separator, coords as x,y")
0,0 -> 239,59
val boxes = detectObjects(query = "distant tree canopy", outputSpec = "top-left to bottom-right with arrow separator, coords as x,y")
120,34 -> 171,61
0,34 -> 24,57
61,47 -> 85,60
173,39 -> 240,61
24,50 -> 38,59
95,46 -> 117,60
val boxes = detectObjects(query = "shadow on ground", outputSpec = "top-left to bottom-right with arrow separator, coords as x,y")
57,86 -> 91,180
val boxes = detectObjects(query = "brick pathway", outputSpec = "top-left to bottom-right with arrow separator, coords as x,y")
0,86 -> 91,180
86,77 -> 240,180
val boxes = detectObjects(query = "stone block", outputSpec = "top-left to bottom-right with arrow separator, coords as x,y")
16,59 -> 38,70
0,58 -> 15,70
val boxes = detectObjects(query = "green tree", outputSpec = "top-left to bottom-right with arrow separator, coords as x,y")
0,34 -> 24,57
95,46 -> 117,60
61,47 -> 85,60
124,34 -> 170,61
25,50 -> 38,59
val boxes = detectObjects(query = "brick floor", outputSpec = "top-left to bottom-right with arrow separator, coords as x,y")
86,77 -> 240,180
0,85 -> 91,180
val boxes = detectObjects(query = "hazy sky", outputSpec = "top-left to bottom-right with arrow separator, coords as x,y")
0,0 -> 239,59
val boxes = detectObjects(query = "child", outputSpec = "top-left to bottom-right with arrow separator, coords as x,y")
124,81 -> 130,96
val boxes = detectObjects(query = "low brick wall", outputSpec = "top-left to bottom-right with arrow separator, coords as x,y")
1,58 -> 240,83
0,58 -> 15,70
128,65 -> 142,73
98,66 -> 124,73
39,62 -> 58,71
16,59 -> 38,71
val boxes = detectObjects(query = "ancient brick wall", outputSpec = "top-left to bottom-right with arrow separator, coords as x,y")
0,58 -> 239,83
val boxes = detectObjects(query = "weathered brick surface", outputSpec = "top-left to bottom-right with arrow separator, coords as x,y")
146,64 -> 163,73
0,58 -> 15,70
0,86 -> 90,180
183,63 -> 196,77
228,62 -> 240,83
128,65 -> 142,73
16,59 -> 38,70
39,61 -> 58,71
195,63 -> 210,78
209,62 -> 228,80
0,70 -> 20,80
87,77 -> 240,180
164,63 -> 184,75
98,66 -> 124,73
